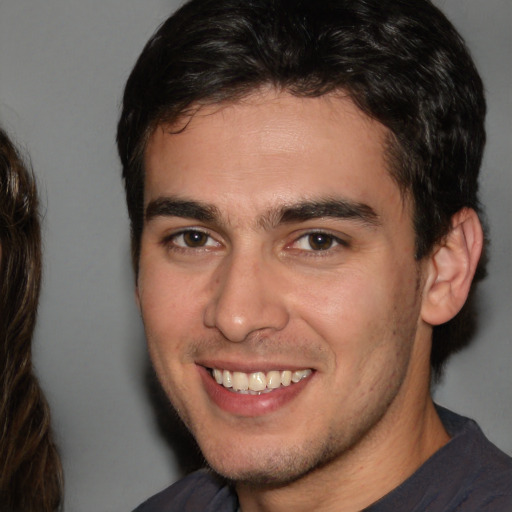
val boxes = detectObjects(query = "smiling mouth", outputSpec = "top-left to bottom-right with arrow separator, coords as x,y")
208,368 -> 313,395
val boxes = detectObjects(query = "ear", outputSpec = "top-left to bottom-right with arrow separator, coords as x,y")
421,208 -> 483,326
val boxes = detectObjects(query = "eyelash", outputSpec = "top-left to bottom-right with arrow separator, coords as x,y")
290,232 -> 348,253
162,229 -> 219,252
161,229 -> 348,255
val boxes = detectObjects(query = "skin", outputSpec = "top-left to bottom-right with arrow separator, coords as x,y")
137,90 -> 450,511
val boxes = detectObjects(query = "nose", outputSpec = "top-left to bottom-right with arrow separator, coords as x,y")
203,251 -> 290,342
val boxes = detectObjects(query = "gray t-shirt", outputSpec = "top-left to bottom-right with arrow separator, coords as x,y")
133,407 -> 512,511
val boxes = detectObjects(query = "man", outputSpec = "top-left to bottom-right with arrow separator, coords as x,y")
117,0 -> 512,510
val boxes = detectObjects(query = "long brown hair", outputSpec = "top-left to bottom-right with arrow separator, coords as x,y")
0,129 -> 63,511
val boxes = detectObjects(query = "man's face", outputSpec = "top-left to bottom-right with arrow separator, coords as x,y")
137,91 -> 432,484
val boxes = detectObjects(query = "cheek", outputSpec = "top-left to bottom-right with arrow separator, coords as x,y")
139,261 -> 204,329
294,264 -> 421,371
295,268 -> 382,342
137,266 -> 204,380
138,269 -> 204,413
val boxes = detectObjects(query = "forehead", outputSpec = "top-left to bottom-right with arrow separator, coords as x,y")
143,90 -> 406,222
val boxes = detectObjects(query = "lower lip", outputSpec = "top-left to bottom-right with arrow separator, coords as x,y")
198,366 -> 312,417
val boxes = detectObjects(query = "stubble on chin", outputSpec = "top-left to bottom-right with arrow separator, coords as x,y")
205,424 -> 365,490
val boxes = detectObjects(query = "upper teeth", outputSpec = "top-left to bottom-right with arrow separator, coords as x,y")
211,368 -> 312,394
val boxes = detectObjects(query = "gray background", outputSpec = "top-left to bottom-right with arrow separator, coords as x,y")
0,0 -> 510,510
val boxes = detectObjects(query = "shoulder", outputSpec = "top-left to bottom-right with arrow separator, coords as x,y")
132,469 -> 238,512
423,407 -> 512,510
437,406 -> 512,478
369,407 -> 512,512
450,413 -> 512,510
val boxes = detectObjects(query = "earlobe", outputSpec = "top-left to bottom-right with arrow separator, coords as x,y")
421,208 -> 483,326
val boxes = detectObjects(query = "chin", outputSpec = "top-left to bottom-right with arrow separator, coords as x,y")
203,438 -> 342,488
211,462 -> 308,488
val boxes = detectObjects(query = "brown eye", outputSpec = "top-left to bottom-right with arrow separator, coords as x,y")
163,229 -> 221,254
308,233 -> 334,251
182,230 -> 209,247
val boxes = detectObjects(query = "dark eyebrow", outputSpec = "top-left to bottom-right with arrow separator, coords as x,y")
276,199 -> 380,227
145,197 -> 219,223
145,196 -> 380,229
